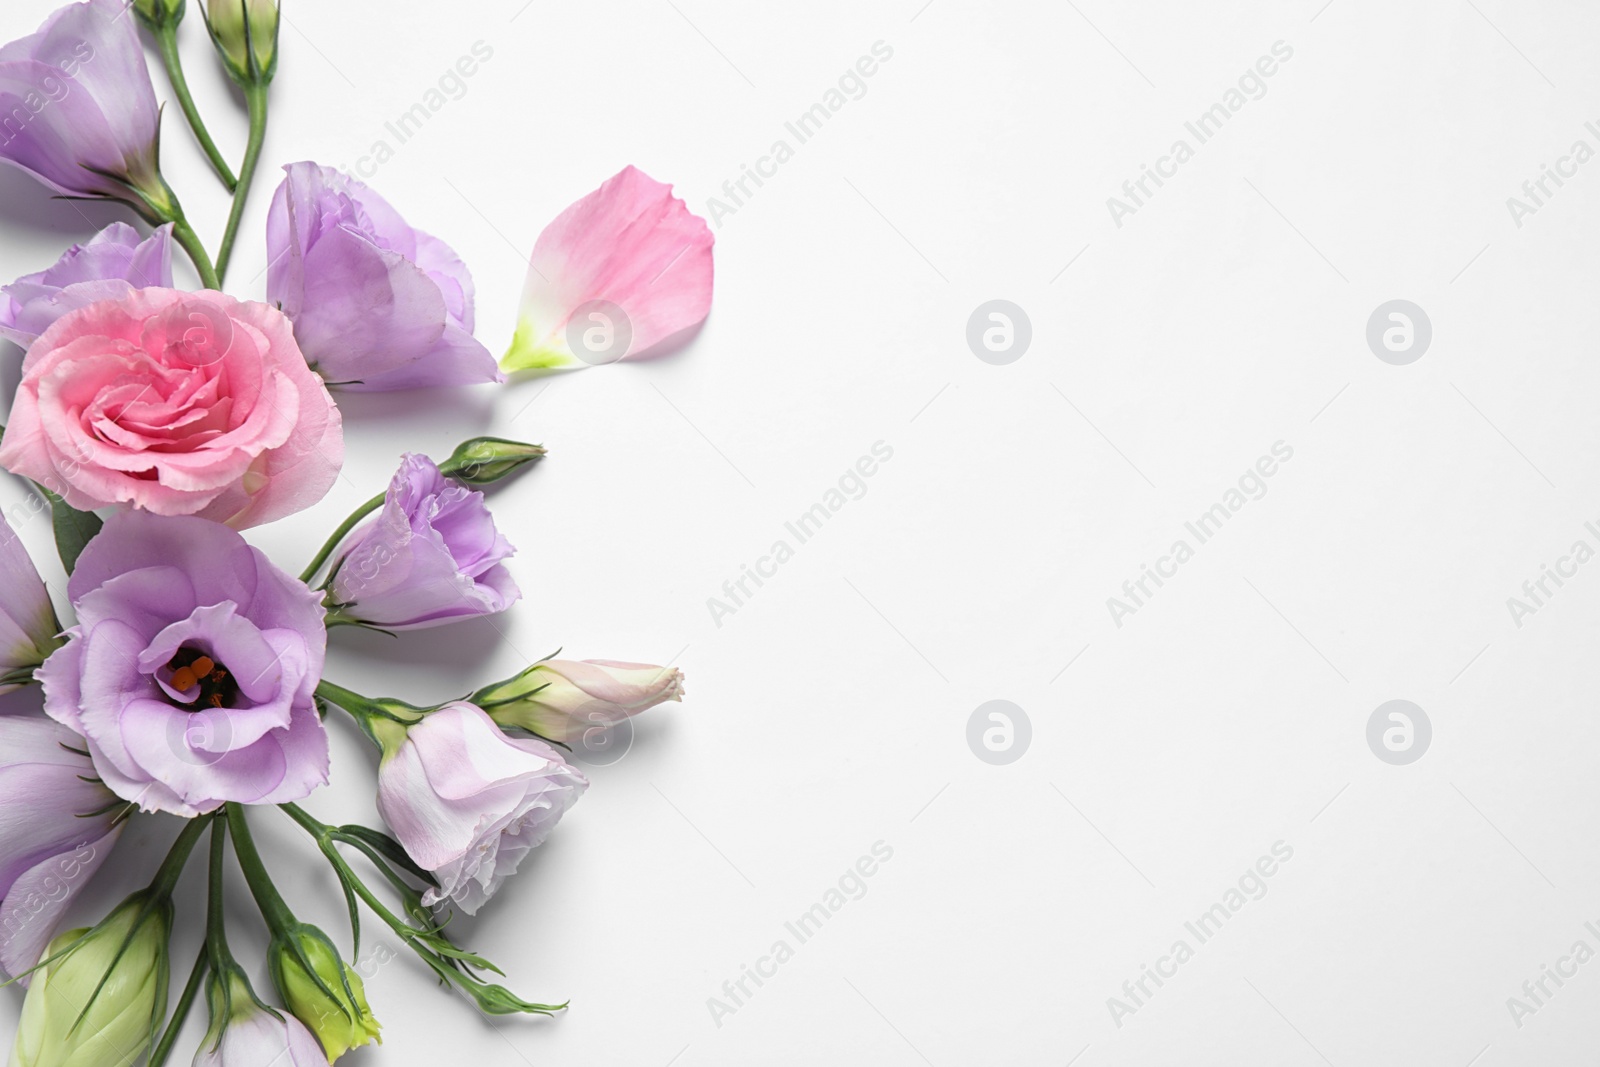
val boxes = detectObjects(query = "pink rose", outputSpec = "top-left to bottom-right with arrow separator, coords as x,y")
0,288 -> 342,528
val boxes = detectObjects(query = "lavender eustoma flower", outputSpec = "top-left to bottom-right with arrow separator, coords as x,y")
37,512 -> 330,817
0,222 -> 172,347
0,712 -> 122,985
0,0 -> 168,208
375,701 -> 587,914
265,162 -> 501,391
329,453 -> 519,630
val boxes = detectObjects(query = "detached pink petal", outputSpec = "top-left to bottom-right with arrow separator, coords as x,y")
502,166 -> 713,371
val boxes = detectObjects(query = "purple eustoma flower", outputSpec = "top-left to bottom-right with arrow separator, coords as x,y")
329,453 -> 519,630
0,0 -> 166,206
37,512 -> 330,817
0,711 -> 122,985
266,162 -> 502,391
0,222 -> 172,347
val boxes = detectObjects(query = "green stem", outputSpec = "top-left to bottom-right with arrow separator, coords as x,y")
147,814 -> 212,902
147,942 -> 207,1067
205,816 -> 230,956
281,805 -> 450,964
154,24 -> 237,192
280,806 -> 565,1017
300,493 -> 383,585
314,680 -> 378,717
224,803 -> 297,933
167,212 -> 221,290
280,805 -> 396,932
315,680 -> 423,753
215,83 -> 268,284
281,804 -> 424,953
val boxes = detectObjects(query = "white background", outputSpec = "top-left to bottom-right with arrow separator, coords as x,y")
2,0 -> 1599,1064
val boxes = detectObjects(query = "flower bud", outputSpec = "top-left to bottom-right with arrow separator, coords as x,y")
475,659 -> 685,744
269,925 -> 381,1062
10,894 -> 170,1067
132,0 -> 186,31
438,436 -> 546,487
202,0 -> 279,85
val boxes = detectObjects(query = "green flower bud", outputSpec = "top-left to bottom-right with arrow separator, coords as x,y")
11,894 -> 171,1067
269,925 -> 381,1062
132,0 -> 186,31
437,436 -> 546,487
202,0 -> 279,86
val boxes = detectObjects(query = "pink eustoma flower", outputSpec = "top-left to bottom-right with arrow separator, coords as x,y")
266,162 -> 501,391
0,0 -> 166,206
328,453 -> 518,630
0,287 -> 343,528
501,165 -> 714,372
0,222 -> 172,348
376,702 -> 587,914
0,712 -> 122,985
37,512 -> 331,818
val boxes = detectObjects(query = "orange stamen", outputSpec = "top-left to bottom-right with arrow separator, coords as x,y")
170,667 -> 197,691
191,656 -> 215,677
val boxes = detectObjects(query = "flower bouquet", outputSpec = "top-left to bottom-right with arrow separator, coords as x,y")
0,1 -> 712,1063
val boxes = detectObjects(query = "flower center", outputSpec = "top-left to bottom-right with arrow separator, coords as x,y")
165,646 -> 239,710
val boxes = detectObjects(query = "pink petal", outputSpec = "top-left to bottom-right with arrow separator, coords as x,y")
502,166 -> 713,371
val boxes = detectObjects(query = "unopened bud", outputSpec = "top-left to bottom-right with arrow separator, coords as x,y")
438,436 -> 546,487
10,893 -> 171,1067
269,924 -> 381,1062
132,0 -> 186,32
202,0 -> 279,85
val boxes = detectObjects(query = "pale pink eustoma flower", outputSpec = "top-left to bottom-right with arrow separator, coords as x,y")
474,659 -> 684,744
194,976 -> 327,1067
376,702 -> 587,915
501,166 -> 714,372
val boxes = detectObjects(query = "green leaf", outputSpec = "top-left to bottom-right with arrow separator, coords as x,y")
45,490 -> 102,574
